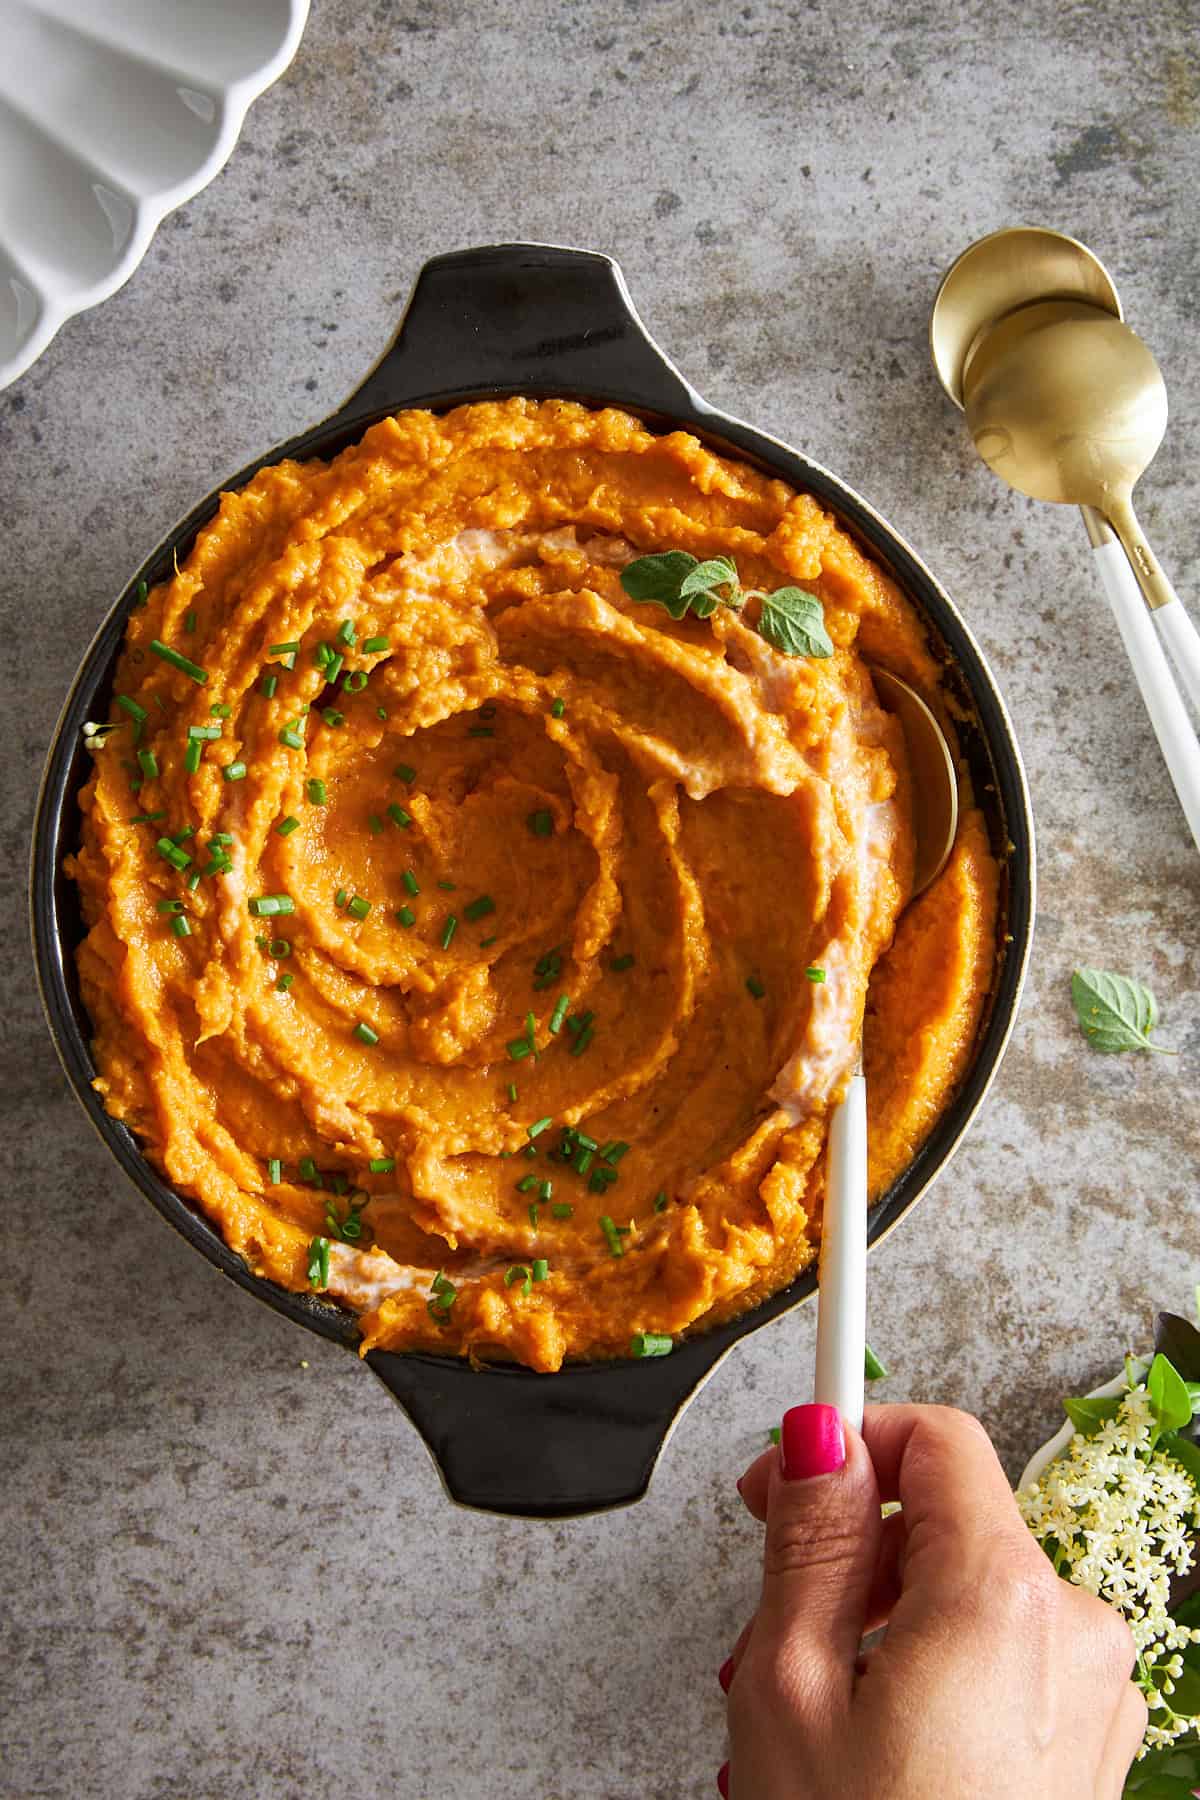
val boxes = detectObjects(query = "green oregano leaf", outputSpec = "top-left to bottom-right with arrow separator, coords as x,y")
619,551 -> 698,617
679,556 -> 739,603
1070,968 -> 1172,1054
757,587 -> 834,658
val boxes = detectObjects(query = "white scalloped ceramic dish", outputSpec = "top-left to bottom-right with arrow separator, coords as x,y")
0,0 -> 309,390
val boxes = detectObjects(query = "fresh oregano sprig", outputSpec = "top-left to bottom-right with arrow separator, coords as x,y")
619,551 -> 833,659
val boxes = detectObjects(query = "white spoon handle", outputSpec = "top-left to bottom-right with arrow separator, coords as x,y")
814,1072 -> 867,1432
1092,539 -> 1200,853
1155,596 -> 1200,717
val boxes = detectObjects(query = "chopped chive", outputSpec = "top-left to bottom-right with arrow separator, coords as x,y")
260,673 -> 278,698
550,696 -> 565,718
248,894 -> 295,917
170,825 -> 195,844
527,1116 -> 553,1140
368,1157 -> 396,1174
210,703 -> 232,718
599,1215 -> 624,1258
631,1332 -> 673,1358
865,1343 -> 889,1382
279,653 -> 296,671
275,973 -> 293,992
440,914 -> 458,949
402,869 -> 419,896
267,1159 -> 282,1185
133,578 -> 149,607
155,836 -> 191,871
306,779 -> 327,805
387,804 -> 412,830
654,1191 -> 669,1213
307,1236 -> 330,1287
323,708 -> 345,728
527,809 -> 553,837
137,749 -> 159,779
464,894 -> 495,923
517,1174 -> 540,1193
353,1021 -> 379,1045
806,966 -> 826,983
505,1265 -> 532,1295
150,640 -> 207,684
279,725 -> 305,750
223,761 -> 248,782
323,650 -> 345,682
376,707 -> 388,721
347,895 -> 371,920
269,641 -> 301,656
342,670 -> 368,693
507,1082 -> 518,1103
184,738 -> 202,774
532,1258 -> 549,1282
116,694 -> 147,723
275,816 -> 301,837
170,914 -> 192,938
548,994 -> 570,1034
395,905 -> 416,928
507,1038 -> 533,1061
569,1023 -> 595,1056
187,724 -> 221,740
746,975 -> 766,999
362,635 -> 389,653
299,1156 -> 321,1184
209,832 -> 233,846
337,620 -> 357,647
610,954 -> 635,972
394,763 -> 416,784
437,879 -> 456,891
368,813 -> 384,835
551,1202 -> 574,1220
573,1147 -> 594,1176
538,1179 -> 552,1202
186,872 -> 201,892
184,609 -> 197,633
268,939 -> 291,958
479,934 -> 497,947
335,887 -> 347,908
523,1144 -> 538,1159
601,1142 -> 630,1164
156,899 -> 185,914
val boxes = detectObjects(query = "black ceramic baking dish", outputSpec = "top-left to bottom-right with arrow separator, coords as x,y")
31,243 -> 1035,1519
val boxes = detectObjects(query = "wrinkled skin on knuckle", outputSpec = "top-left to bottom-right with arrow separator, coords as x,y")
764,1508 -> 867,1589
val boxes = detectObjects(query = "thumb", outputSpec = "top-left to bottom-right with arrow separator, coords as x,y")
753,1404 -> 881,1721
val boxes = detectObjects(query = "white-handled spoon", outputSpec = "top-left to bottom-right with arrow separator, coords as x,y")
813,672 -> 959,1430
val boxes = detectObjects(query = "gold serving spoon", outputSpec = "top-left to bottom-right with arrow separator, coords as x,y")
815,670 -> 958,1431
931,227 -> 1200,851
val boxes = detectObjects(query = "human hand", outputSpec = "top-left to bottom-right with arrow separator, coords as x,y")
719,1403 -> 1145,1799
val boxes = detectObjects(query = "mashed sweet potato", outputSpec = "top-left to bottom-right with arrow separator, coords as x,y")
68,399 -> 998,1371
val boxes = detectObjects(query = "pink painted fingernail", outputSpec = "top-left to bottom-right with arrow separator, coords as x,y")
718,1657 -> 734,1693
780,1404 -> 845,1481
717,1764 -> 730,1798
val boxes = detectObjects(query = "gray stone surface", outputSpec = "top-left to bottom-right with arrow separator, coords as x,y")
3,1 -> 1198,1795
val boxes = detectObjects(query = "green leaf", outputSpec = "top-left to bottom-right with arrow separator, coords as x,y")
679,556 -> 739,599
1148,1353 -> 1193,1434
1161,1432 -> 1200,1487
686,587 -> 723,619
865,1343 -> 889,1381
620,551 -> 698,617
1070,967 -> 1171,1054
1063,1394 -> 1122,1436
1155,1312 -> 1200,1384
757,587 -> 834,658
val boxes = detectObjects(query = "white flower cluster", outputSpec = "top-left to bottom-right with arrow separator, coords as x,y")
1018,1386 -> 1200,1754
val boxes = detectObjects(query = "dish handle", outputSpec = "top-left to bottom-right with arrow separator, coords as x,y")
329,241 -> 703,425
367,1336 -> 733,1519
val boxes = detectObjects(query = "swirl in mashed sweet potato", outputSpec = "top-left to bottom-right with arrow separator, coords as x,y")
68,399 -> 999,1371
